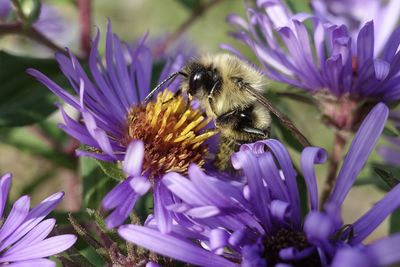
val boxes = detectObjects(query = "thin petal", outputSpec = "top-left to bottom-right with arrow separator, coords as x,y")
154,182 -> 172,234
130,176 -> 151,195
231,150 -> 272,233
210,228 -> 229,254
6,259 -> 55,267
329,103 -> 389,205
0,192 -> 64,251
0,235 -> 76,262
4,219 -> 55,256
366,233 -> 400,266
300,147 -> 327,211
0,196 -> 30,244
123,140 -> 145,177
186,206 -> 220,218
350,183 -> 400,244
331,248 -> 374,267
118,225 -> 237,267
0,173 -> 12,218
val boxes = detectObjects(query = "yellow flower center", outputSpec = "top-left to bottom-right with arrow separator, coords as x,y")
123,89 -> 216,179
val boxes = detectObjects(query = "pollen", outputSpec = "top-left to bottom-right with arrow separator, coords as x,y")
123,89 -> 216,179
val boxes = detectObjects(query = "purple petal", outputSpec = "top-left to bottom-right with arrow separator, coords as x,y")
6,259 -> 56,267
210,228 -> 229,254
186,206 -> 220,218
102,177 -> 134,209
254,139 -> 301,228
0,173 -> 12,219
81,110 -> 115,158
0,0 -> 11,18
104,182 -> 138,229
270,200 -> 290,222
258,153 -> 290,204
357,21 -> 374,71
279,246 -> 315,261
26,69 -> 80,110
0,192 -> 64,251
118,225 -> 238,267
374,59 -> 390,80
0,196 -> 30,244
188,164 -> 247,208
329,103 -> 389,206
154,182 -> 172,234
4,219 -> 55,256
231,150 -> 272,233
130,176 -> 151,195
123,140 -> 145,177
350,183 -> 400,244
304,212 -> 335,256
0,235 -> 76,262
162,172 -> 208,205
366,233 -> 400,266
300,147 -> 327,211
331,248 -> 374,267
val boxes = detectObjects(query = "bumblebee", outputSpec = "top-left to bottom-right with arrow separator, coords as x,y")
145,54 -> 310,171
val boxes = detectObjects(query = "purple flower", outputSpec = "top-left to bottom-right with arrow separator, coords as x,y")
227,0 -> 400,130
311,0 -> 400,55
118,103 -> 400,266
0,173 -> 76,266
0,0 -> 11,20
28,22 -> 216,229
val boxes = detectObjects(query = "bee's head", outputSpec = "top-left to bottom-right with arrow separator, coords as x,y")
186,63 -> 221,98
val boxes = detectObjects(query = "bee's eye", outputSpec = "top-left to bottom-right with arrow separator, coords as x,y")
188,70 -> 214,95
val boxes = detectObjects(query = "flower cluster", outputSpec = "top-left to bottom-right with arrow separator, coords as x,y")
0,173 -> 76,266
119,103 -> 400,267
227,0 -> 400,130
29,22 -> 217,229
24,0 -> 400,266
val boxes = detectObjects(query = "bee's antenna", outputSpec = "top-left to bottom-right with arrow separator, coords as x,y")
144,71 -> 188,103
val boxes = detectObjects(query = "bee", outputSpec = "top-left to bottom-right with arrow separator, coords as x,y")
145,54 -> 310,171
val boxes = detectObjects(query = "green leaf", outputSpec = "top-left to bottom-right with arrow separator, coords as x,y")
356,163 -> 400,191
80,157 -> 116,209
390,208 -> 400,234
297,171 -> 309,218
17,0 -> 42,25
0,51 -> 68,127
383,124 -> 400,138
96,160 -> 125,181
373,167 -> 400,189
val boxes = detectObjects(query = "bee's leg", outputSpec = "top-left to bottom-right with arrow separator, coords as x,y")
216,107 -> 269,141
215,136 -> 240,172
241,126 -> 268,138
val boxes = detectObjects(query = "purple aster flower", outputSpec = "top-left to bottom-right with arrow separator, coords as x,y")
227,0 -> 400,130
119,103 -> 400,266
0,0 -> 11,20
311,0 -> 400,55
0,173 -> 77,266
28,22 -> 216,230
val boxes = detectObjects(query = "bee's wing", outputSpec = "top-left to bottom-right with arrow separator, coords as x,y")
244,84 -> 311,147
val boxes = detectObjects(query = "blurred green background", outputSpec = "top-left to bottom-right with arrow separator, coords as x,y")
0,0 -> 394,245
